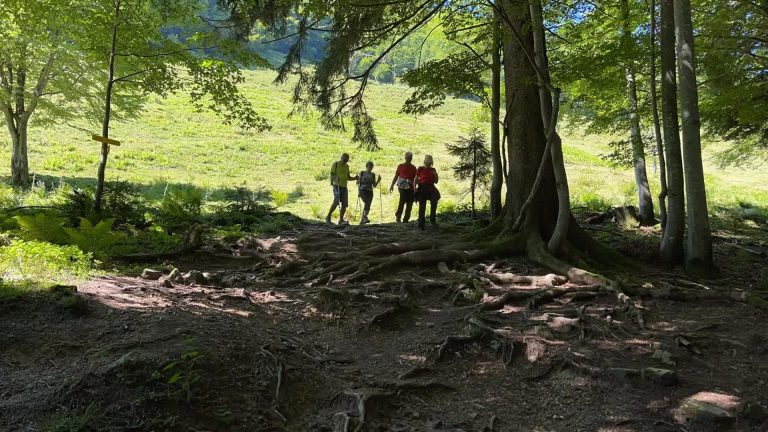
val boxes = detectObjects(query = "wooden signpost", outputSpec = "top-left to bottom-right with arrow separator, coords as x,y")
91,134 -> 121,146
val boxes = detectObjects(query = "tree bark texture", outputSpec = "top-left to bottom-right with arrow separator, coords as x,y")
528,0 -> 570,253
620,0 -> 655,226
674,0 -> 713,271
649,0 -> 668,228
659,0 -> 685,264
500,0 -> 558,239
489,11 -> 503,220
3,62 -> 31,188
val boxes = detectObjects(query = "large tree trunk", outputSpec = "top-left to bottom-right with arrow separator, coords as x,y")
674,0 -> 713,272
94,0 -> 121,213
528,0 -> 570,253
621,0 -> 655,226
649,0 -> 668,228
659,0 -> 685,264
489,12 -> 503,220
500,0 -> 558,238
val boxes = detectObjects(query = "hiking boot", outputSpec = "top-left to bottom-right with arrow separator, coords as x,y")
325,216 -> 332,224
338,219 -> 349,225
395,217 -> 401,223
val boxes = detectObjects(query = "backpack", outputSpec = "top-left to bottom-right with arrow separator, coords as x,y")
417,167 -> 435,184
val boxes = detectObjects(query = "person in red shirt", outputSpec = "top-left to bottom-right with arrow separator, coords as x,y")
389,151 -> 417,223
415,154 -> 441,230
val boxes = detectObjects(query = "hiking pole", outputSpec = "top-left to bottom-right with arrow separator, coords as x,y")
379,183 -> 383,223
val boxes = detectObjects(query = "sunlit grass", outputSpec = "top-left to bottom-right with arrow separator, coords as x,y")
0,69 -> 765,222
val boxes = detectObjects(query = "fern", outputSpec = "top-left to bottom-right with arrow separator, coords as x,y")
14,213 -> 68,244
63,218 -> 127,258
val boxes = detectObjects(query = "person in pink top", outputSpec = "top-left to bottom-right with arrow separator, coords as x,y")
389,151 -> 417,223
415,154 -> 440,230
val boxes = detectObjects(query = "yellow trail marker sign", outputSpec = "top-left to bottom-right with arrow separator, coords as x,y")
91,134 -> 121,146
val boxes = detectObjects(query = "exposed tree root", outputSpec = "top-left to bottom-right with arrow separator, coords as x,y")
479,284 -> 608,311
435,334 -> 482,362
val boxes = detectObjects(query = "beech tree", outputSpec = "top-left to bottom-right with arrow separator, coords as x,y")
674,0 -> 713,271
551,0 -> 655,225
0,0 -> 103,187
659,0 -> 686,264
86,0 -> 269,212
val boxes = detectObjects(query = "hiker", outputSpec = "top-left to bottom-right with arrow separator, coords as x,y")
357,161 -> 381,224
326,153 -> 358,225
415,154 -> 441,230
389,151 -> 417,223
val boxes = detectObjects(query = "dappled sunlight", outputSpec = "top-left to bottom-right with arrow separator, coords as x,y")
79,277 -> 172,310
471,361 -> 505,376
184,300 -> 253,317
648,321 -> 677,332
686,391 -> 741,410
398,354 -> 426,363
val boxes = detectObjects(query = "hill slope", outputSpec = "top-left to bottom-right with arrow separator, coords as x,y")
1,69 -> 766,223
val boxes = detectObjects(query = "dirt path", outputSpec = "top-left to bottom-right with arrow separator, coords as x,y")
2,223 -> 768,431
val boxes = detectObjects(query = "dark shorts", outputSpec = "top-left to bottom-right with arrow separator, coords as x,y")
333,185 -> 349,206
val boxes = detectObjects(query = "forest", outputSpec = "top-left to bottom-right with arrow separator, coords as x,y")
1,0 -> 768,431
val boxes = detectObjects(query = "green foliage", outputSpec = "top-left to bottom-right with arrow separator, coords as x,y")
14,213 -> 69,244
63,218 -> 127,259
42,403 -> 99,432
0,240 -> 92,285
446,127 -> 491,212
401,51 -> 488,116
309,204 -> 322,219
573,192 -> 611,212
158,186 -> 205,233
271,190 -> 289,207
209,186 -> 273,228
100,181 -> 151,228
156,348 -> 204,402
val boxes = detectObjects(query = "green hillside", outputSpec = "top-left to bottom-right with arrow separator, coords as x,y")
3,69 -> 767,223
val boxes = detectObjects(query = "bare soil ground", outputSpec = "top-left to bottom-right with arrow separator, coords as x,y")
2,221 -> 768,432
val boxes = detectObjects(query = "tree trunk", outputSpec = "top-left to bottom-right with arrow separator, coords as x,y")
10,118 -> 29,188
659,0 -> 685,264
649,0 -> 668,228
471,143 -> 477,218
674,0 -> 713,272
500,0 -> 558,238
489,12 -> 503,220
620,0 -> 655,226
529,0 -> 570,254
8,63 -> 31,188
94,0 -> 121,213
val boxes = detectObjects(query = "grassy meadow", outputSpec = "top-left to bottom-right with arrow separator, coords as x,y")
3,69 -> 768,224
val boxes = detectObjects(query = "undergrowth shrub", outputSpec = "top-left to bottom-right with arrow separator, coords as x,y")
0,240 -> 92,284
210,186 -> 273,228
64,218 -> 129,259
14,213 -> 69,244
271,190 -> 289,207
101,181 -> 151,228
573,191 -> 611,212
157,186 -> 205,233
42,403 -> 100,432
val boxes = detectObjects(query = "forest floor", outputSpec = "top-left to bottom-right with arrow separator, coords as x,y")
2,216 -> 768,432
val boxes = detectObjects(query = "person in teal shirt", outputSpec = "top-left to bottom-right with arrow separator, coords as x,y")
326,153 -> 358,225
